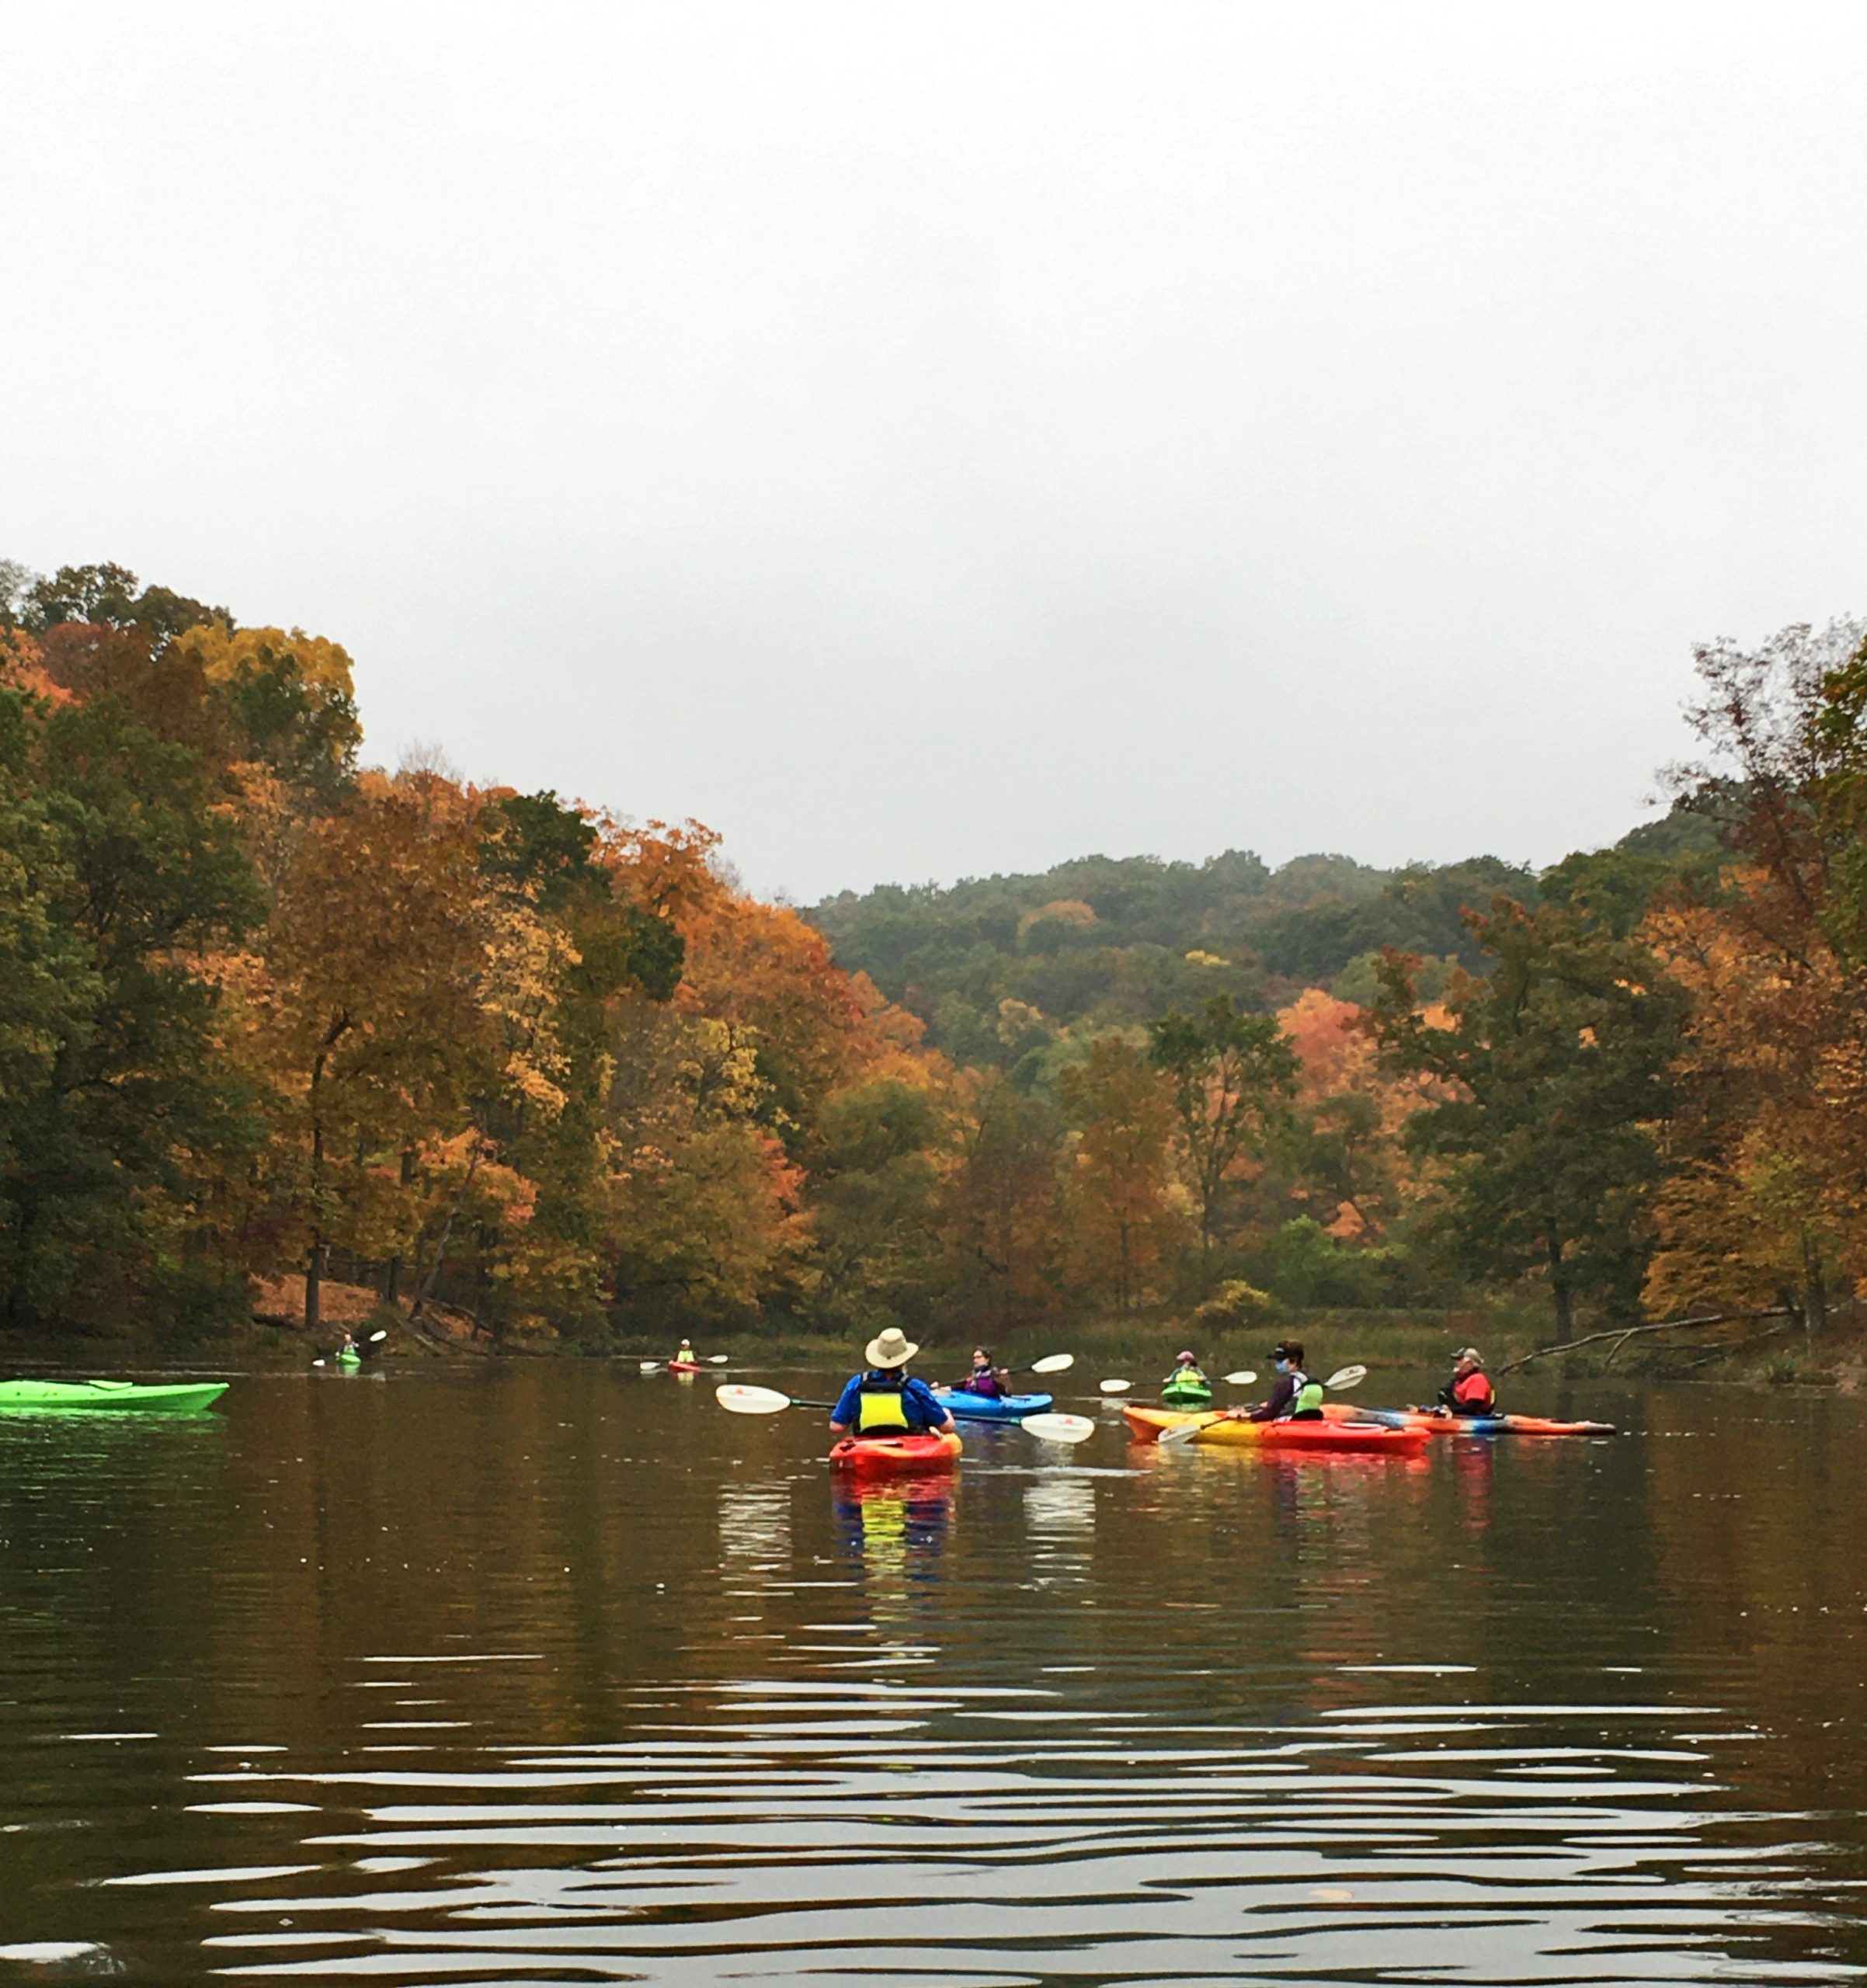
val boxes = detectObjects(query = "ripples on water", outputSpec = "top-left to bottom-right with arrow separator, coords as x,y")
0,1368 -> 1863,1984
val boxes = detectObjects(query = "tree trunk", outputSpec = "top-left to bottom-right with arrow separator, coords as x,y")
1547,1235 -> 1573,1343
1802,1232 -> 1829,1343
304,1016 -> 349,1337
410,1140 -> 482,1322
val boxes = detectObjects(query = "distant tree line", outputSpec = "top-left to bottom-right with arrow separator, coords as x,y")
0,558 -> 1858,1347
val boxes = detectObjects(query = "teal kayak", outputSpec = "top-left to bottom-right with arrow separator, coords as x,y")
0,1379 -> 230,1413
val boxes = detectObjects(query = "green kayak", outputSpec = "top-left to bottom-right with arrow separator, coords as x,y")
1161,1382 -> 1214,1408
0,1379 -> 230,1413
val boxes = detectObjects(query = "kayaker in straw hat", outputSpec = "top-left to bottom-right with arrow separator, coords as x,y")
829,1328 -> 956,1441
1435,1347 -> 1497,1417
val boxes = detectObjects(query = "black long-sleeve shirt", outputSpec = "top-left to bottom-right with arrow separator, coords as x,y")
1246,1371 -> 1301,1423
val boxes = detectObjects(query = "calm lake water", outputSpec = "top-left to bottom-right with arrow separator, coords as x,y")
0,1360 -> 1863,1986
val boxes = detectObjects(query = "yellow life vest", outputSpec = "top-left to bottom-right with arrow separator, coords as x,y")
855,1375 -> 911,1433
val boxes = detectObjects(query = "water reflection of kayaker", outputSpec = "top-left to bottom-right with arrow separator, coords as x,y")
829,1328 -> 957,1441
1236,1340 -> 1324,1422
949,1347 -> 1007,1399
1435,1347 -> 1496,1416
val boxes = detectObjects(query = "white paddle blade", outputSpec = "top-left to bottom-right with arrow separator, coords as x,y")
708,1354 -> 730,1364
1157,1415 -> 1217,1447
714,1384 -> 792,1416
1098,1378 -> 1132,1395
368,1329 -> 388,1343
1222,1369 -> 1258,1385
311,1358 -> 325,1368
1325,1364 -> 1368,1391
1022,1412 -> 1094,1444
1027,1354 -> 1075,1375
638,1360 -> 661,1373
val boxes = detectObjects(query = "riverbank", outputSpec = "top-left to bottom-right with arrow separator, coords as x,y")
3,1280 -> 1862,1394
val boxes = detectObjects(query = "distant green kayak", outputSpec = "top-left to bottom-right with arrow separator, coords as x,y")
335,1350 -> 361,1370
0,1379 -> 230,1413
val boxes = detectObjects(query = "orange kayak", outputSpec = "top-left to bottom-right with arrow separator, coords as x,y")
1124,1404 -> 1429,1457
666,1360 -> 704,1374
829,1430 -> 963,1475
1320,1402 -> 1615,1437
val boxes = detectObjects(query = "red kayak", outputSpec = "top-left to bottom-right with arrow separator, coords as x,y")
1320,1402 -> 1615,1437
666,1359 -> 704,1374
829,1430 -> 963,1475
1124,1405 -> 1428,1456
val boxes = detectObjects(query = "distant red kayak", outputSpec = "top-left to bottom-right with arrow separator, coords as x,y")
666,1360 -> 703,1374
1319,1402 -> 1615,1437
1124,1404 -> 1427,1455
829,1430 -> 963,1475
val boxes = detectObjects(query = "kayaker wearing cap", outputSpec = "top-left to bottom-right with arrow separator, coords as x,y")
830,1328 -> 957,1441
676,1338 -> 697,1364
1237,1340 -> 1325,1422
1163,1349 -> 1208,1388
1437,1347 -> 1497,1417
949,1347 -> 1007,1399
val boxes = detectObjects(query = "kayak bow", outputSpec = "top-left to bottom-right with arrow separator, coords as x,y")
0,1379 -> 230,1413
933,1388 -> 1053,1423
1125,1404 -> 1427,1456
1320,1402 -> 1616,1437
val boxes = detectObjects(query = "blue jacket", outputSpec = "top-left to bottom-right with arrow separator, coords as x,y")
832,1371 -> 946,1430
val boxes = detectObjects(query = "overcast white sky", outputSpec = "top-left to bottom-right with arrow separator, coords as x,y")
7,4 -> 1866,901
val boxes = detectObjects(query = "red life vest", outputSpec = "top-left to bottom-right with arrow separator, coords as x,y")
1450,1369 -> 1496,1413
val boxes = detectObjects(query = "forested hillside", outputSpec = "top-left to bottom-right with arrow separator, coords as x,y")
805,843 -> 1694,1069
0,558 -> 1859,1356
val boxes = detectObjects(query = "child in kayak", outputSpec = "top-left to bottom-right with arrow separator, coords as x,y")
830,1328 -> 958,1441
675,1338 -> 697,1365
1163,1350 -> 1208,1389
1436,1347 -> 1497,1416
1236,1340 -> 1324,1422
949,1347 -> 1007,1399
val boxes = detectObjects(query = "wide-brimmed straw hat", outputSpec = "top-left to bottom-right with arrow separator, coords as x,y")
865,1327 -> 919,1369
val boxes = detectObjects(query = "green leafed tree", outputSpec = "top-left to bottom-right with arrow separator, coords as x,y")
1147,994 -> 1297,1287
1368,902 -> 1688,1340
0,686 -> 264,1327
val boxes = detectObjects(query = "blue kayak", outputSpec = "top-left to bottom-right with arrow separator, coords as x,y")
933,1388 -> 1053,1423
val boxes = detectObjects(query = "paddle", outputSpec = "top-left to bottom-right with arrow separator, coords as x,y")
1157,1364 -> 1370,1447
1104,1365 -> 1250,1395
944,1353 -> 1074,1385
936,1353 -> 1074,1401
715,1383 -> 1095,1446
313,1328 -> 388,1369
717,1383 -> 839,1412
708,1354 -> 730,1364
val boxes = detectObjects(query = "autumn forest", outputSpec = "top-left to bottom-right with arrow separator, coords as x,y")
0,560 -> 1860,1357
